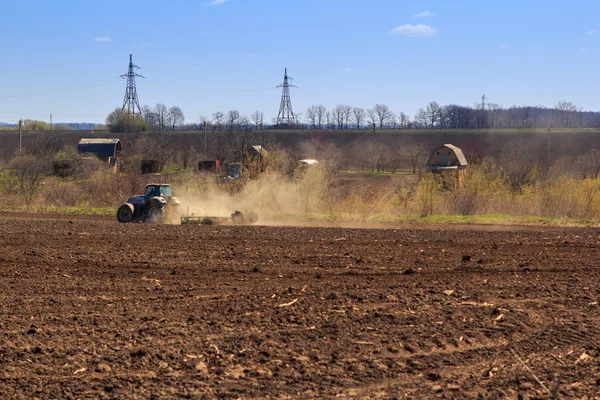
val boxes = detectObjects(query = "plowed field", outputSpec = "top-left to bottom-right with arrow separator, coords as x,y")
0,213 -> 599,399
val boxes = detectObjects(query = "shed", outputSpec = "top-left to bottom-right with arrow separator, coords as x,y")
426,144 -> 468,172
247,145 -> 268,159
78,138 -> 122,165
198,160 -> 221,174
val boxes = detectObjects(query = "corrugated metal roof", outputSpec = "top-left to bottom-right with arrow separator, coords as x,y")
443,144 -> 468,166
299,159 -> 319,166
250,145 -> 267,155
78,138 -> 120,145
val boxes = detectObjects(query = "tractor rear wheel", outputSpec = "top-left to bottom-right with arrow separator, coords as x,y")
117,204 -> 134,223
146,206 -> 165,224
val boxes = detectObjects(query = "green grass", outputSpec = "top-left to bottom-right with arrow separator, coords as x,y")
289,212 -> 600,227
0,206 -> 116,216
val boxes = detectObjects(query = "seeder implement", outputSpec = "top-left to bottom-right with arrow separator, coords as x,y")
181,210 -> 259,225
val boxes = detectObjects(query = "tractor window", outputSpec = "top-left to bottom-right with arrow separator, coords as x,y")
144,186 -> 158,199
160,186 -> 172,197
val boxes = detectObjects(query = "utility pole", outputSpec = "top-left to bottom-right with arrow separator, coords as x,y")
372,122 -> 376,172
276,68 -> 297,127
121,54 -> 144,114
18,120 -> 22,152
203,120 -> 207,154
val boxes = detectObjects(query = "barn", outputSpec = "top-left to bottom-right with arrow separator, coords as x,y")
426,144 -> 468,172
77,138 -> 122,165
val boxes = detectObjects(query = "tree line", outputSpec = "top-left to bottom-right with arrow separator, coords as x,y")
104,97 -> 600,133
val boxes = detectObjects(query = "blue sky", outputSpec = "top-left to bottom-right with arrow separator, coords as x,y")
0,0 -> 599,124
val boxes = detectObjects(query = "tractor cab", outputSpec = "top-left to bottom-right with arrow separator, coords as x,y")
144,184 -> 172,200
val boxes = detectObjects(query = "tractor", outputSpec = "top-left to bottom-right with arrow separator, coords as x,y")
116,183 -> 181,223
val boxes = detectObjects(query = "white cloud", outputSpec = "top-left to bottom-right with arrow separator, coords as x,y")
92,37 -> 111,43
360,69 -> 369,73
412,11 -> 437,18
581,47 -> 596,52
390,24 -> 438,37
500,44 -> 508,48
205,0 -> 228,5
586,30 -> 596,35
343,68 -> 353,73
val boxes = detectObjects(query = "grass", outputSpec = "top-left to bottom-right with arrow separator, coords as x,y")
296,212 -> 600,228
0,205 -> 116,216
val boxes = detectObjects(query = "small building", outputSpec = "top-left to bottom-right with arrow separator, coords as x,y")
426,144 -> 468,173
77,138 -> 122,166
198,160 -> 221,174
141,160 -> 161,174
247,145 -> 268,160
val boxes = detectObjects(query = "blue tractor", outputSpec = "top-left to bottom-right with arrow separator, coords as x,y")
116,183 -> 181,223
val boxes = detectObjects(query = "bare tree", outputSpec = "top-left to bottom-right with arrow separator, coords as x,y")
155,103 -> 169,131
367,108 -> 377,128
332,105 -> 345,130
251,110 -> 264,129
374,104 -> 392,129
402,144 -> 429,174
306,105 -> 318,129
556,100 -> 578,128
9,153 -> 49,204
315,105 -> 327,129
352,107 -> 366,129
341,105 -> 353,130
212,111 -> 224,130
399,112 -> 410,129
168,106 -> 185,130
227,110 -> 241,130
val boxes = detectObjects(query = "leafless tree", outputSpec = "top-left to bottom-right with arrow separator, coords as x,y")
332,105 -> 345,130
251,110 -> 264,129
374,104 -> 392,129
155,103 -> 169,131
399,112 -> 410,129
556,100 -> 578,128
315,105 -> 327,129
306,105 -> 318,128
352,107 -> 366,129
9,154 -> 49,204
402,144 -> 429,174
168,106 -> 185,130
212,111 -> 224,130
367,108 -> 377,128
227,110 -> 241,131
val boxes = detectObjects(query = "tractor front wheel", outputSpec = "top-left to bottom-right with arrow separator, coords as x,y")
116,204 -> 134,223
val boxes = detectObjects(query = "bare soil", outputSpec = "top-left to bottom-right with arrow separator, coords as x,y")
0,213 -> 599,399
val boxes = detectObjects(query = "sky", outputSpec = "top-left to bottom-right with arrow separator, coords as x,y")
0,0 -> 599,125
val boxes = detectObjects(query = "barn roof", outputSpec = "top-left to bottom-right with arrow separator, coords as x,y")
439,144 -> 468,166
77,138 -> 121,158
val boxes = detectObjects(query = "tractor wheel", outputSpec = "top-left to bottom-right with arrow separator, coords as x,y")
246,211 -> 259,224
146,206 -> 165,224
116,204 -> 134,223
231,211 -> 245,224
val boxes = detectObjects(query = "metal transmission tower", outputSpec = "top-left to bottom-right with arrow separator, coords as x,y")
276,68 -> 297,127
121,54 -> 144,114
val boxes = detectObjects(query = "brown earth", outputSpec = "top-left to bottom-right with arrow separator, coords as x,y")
0,213 -> 599,399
